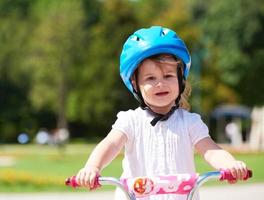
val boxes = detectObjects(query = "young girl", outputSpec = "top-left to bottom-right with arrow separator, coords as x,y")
76,26 -> 248,200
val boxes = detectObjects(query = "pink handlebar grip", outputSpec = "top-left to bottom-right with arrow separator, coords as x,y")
220,169 -> 252,181
65,176 -> 101,188
65,176 -> 79,188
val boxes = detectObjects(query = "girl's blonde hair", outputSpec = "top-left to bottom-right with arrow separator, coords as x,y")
179,81 -> 191,111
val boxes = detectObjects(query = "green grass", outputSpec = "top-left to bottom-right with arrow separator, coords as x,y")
0,144 -> 263,192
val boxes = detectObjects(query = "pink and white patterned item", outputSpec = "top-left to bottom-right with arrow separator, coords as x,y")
121,173 -> 199,198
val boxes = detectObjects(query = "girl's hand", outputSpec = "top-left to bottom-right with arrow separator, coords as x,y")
224,160 -> 248,184
76,165 -> 101,190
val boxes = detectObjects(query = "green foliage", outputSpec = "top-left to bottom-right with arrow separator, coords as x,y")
239,50 -> 264,106
0,0 -> 36,142
188,0 -> 264,112
201,0 -> 261,84
0,0 -> 263,140
26,0 -> 86,114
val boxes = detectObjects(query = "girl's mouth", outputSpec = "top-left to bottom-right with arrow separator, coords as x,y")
155,91 -> 169,96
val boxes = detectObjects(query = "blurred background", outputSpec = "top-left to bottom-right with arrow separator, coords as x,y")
0,0 -> 263,193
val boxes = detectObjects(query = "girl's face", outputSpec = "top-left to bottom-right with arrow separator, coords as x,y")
133,55 -> 180,114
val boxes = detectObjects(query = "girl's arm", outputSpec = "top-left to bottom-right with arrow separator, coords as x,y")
195,137 -> 248,183
85,129 -> 127,169
76,129 -> 127,189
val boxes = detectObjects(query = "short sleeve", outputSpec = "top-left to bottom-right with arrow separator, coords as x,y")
112,110 -> 135,142
187,113 -> 209,145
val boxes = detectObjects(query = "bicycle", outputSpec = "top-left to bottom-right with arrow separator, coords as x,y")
65,169 -> 252,200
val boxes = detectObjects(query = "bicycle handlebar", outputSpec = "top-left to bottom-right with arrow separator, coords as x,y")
65,169 -> 252,200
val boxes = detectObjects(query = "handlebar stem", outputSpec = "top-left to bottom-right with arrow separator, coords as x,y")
187,171 -> 221,200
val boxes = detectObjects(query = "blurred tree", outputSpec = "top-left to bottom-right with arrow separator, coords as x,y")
0,0 -> 35,142
237,1 -> 264,106
23,0 -> 87,131
133,0 -> 171,25
201,0 -> 261,84
68,0 -> 139,136
189,0 -> 264,112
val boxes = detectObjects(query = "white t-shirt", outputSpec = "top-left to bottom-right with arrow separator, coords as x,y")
112,107 -> 209,200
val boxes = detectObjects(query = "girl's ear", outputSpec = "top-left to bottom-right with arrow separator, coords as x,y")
131,75 -> 138,92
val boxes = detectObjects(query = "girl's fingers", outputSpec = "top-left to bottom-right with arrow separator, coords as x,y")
243,168 -> 250,180
83,171 -> 92,188
229,161 -> 248,181
90,172 -> 101,190
236,167 -> 243,180
236,161 -> 247,180
76,169 -> 91,188
230,167 -> 238,180
89,172 -> 97,189
240,162 -> 249,180
75,167 -> 100,190
76,171 -> 83,186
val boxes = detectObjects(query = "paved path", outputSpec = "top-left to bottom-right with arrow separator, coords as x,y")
1,183 -> 263,200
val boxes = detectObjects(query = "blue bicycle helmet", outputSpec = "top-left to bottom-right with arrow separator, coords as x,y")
120,26 -> 191,99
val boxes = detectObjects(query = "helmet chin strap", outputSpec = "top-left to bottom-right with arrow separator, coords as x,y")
134,67 -> 185,126
148,97 -> 181,126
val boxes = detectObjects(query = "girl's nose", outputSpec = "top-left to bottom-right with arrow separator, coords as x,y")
156,78 -> 165,87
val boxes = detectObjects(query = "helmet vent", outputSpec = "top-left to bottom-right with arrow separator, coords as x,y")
161,28 -> 169,36
130,35 -> 141,42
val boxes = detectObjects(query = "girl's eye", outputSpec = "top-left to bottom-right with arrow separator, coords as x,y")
165,74 -> 175,78
146,76 -> 155,81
